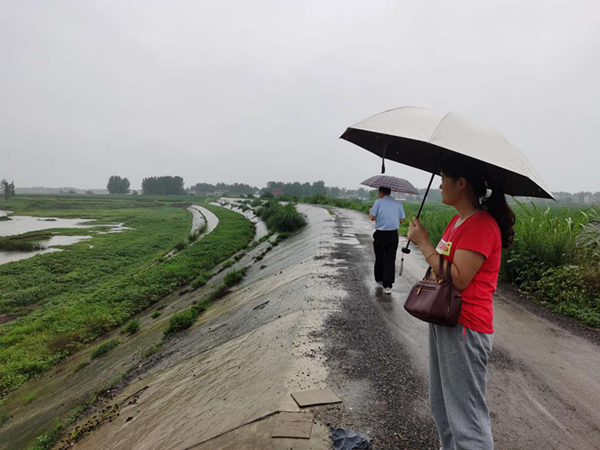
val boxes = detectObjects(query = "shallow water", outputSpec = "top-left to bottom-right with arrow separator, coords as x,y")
0,235 -> 93,265
0,214 -> 96,237
0,212 -> 132,265
0,248 -> 63,265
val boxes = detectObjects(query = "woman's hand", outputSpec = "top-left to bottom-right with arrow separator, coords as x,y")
407,217 -> 429,247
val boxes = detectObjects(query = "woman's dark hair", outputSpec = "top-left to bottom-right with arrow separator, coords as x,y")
379,186 -> 391,195
440,155 -> 515,249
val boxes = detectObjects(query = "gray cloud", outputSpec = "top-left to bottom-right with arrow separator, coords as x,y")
2,0 -> 598,192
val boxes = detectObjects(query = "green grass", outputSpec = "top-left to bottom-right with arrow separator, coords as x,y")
303,194 -> 371,214
222,259 -> 234,268
0,237 -> 46,252
0,197 -> 254,394
164,268 -> 248,336
71,361 -> 88,373
256,201 -> 306,233
191,274 -> 207,289
224,268 -> 246,287
121,318 -> 140,335
0,411 -> 11,429
163,308 -> 200,335
90,339 -> 120,360
151,311 -> 162,319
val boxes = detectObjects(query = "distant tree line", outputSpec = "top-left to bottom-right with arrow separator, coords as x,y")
106,175 -> 131,194
190,182 -> 256,194
1,179 -> 15,200
142,176 -> 185,195
262,181 -> 327,197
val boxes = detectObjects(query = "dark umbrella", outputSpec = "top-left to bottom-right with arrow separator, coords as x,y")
360,175 -> 419,195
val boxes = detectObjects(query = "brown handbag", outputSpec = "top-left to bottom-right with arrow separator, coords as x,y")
404,255 -> 462,327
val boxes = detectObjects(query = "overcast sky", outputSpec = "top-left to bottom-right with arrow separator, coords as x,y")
2,1 -> 599,192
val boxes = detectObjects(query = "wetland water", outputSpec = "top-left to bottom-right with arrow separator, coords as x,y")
0,211 -> 130,265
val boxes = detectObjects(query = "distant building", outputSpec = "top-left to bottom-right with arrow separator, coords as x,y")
272,188 -> 283,197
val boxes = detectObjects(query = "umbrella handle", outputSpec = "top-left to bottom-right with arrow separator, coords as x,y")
402,172 -> 436,255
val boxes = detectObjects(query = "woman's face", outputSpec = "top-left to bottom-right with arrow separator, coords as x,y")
440,172 -> 462,206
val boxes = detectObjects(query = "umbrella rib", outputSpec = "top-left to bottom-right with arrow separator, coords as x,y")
428,111 -> 452,143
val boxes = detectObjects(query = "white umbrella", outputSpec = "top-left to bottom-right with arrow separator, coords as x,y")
341,106 -> 553,200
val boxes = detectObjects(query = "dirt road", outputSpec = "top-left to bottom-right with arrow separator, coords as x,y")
319,206 -> 600,450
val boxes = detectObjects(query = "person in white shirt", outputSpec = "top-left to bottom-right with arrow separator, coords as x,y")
369,187 -> 405,294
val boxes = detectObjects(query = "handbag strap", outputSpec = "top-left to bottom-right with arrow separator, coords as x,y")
446,258 -> 453,284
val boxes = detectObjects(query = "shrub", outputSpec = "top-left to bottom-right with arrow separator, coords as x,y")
257,202 -> 306,233
224,268 -> 246,287
72,361 -> 89,373
122,318 -> 141,335
222,259 -> 234,268
0,412 -> 11,429
164,309 -> 196,335
532,265 -> 600,327
174,241 -> 186,251
151,311 -> 161,319
90,339 -> 120,360
501,203 -> 589,288
191,274 -> 207,289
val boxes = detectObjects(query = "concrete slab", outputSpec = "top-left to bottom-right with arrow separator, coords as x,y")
271,412 -> 314,439
291,388 -> 342,408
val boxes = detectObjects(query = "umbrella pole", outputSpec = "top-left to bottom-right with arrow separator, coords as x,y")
399,173 -> 435,275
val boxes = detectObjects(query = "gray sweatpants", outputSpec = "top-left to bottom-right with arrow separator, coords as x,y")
429,323 -> 494,450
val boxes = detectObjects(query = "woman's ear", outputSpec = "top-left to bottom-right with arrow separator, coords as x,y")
458,177 -> 468,192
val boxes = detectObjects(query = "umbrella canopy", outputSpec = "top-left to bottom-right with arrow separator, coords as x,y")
341,107 -> 553,200
361,175 -> 419,195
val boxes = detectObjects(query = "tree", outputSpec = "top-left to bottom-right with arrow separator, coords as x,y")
312,181 -> 326,195
86,189 -> 94,194
107,176 -> 130,194
141,176 -> 185,195
1,179 -> 10,200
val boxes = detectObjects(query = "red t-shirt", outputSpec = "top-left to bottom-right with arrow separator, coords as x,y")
435,211 -> 501,334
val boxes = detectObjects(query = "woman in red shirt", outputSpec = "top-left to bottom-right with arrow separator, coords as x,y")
408,155 -> 515,450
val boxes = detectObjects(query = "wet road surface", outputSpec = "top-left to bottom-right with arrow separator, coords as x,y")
319,206 -> 600,450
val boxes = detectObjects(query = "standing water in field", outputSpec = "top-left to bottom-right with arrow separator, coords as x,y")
0,214 -> 96,237
0,213 -> 132,265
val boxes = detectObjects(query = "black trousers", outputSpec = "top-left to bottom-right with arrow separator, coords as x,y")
373,230 -> 399,288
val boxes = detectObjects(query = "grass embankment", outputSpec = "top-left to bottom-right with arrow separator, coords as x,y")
0,196 -> 254,395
